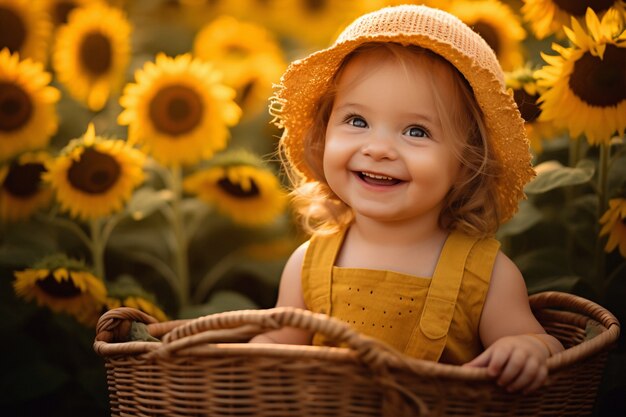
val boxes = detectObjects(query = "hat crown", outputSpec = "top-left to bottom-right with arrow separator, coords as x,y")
335,5 -> 504,85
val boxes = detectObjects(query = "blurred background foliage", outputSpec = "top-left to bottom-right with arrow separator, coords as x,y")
0,0 -> 624,416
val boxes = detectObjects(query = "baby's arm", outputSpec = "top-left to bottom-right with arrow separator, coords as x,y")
249,242 -> 312,345
463,252 -> 564,393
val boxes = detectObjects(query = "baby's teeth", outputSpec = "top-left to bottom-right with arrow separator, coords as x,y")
362,172 -> 393,180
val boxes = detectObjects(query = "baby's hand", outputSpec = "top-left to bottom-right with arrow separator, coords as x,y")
463,334 -> 551,394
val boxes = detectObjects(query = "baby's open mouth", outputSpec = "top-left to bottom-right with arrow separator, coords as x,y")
357,171 -> 402,186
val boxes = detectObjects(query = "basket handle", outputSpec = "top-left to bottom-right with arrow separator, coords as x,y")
529,291 -> 620,370
95,307 -> 159,343
150,306 -> 489,379
529,291 -> 620,329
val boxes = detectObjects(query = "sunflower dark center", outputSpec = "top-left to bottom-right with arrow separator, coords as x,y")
513,89 -> 542,123
53,1 -> 78,26
472,21 -> 500,56
569,45 -> 626,107
217,176 -> 260,198
79,31 -> 113,76
67,148 -> 121,194
305,0 -> 326,13
36,274 -> 82,298
0,82 -> 33,132
3,162 -> 45,198
149,85 -> 204,136
0,7 -> 26,53
552,0 -> 614,17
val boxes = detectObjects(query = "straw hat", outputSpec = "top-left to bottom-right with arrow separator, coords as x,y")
270,4 -> 535,223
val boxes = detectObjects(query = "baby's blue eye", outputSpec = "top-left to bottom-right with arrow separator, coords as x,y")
347,116 -> 367,128
405,126 -> 428,138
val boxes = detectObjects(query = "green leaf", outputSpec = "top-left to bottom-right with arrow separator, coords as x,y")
608,153 -> 626,193
525,159 -> 595,194
126,187 -> 174,221
181,197 -> 214,239
497,200 -> 543,238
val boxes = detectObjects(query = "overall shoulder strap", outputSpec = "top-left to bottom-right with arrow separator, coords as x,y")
404,232 -> 478,361
301,227 -> 347,315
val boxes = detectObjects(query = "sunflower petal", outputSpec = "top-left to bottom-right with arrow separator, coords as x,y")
585,8 -> 602,41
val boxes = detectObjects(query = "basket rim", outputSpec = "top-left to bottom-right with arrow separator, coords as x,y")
93,291 -> 620,381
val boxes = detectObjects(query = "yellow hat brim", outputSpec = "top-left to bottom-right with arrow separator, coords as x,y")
271,5 -> 535,223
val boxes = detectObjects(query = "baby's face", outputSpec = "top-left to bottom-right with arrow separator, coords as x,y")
322,49 -> 461,226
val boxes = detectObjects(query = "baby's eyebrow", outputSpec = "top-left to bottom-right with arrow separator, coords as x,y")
333,102 -> 368,112
404,112 -> 438,125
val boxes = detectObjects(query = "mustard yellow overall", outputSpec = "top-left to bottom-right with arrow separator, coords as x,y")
302,228 -> 500,364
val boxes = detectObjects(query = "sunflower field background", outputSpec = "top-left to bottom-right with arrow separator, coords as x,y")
0,0 -> 625,416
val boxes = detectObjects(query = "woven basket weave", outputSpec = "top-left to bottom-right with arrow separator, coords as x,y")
94,291 -> 619,417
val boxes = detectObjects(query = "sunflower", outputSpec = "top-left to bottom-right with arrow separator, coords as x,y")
52,3 -> 131,111
447,0 -> 526,71
536,9 -> 626,145
0,151 -> 52,222
266,0 -> 366,48
44,123 -> 145,221
0,0 -> 51,63
104,275 -> 168,321
13,254 -> 108,326
600,198 -> 626,257
0,48 -> 60,161
505,66 -> 563,153
41,0 -> 105,27
118,53 -> 241,167
521,0 -> 626,39
193,16 -> 286,117
183,152 -> 287,226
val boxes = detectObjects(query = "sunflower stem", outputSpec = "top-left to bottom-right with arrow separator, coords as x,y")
169,165 -> 190,309
565,136 -> 582,268
598,143 -> 611,219
568,135 -> 582,167
101,212 -> 125,248
90,218 -> 106,280
594,142 -> 611,286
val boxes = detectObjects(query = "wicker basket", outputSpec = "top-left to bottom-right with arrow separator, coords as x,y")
94,291 -> 620,417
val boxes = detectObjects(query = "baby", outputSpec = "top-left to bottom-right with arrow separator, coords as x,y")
252,5 -> 563,394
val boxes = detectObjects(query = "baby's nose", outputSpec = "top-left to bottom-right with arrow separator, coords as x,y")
360,134 -> 399,160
